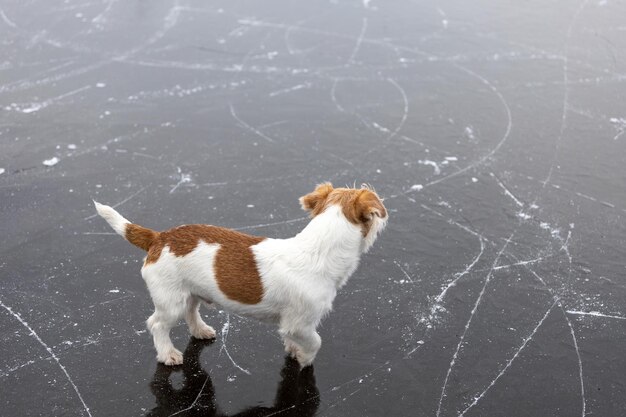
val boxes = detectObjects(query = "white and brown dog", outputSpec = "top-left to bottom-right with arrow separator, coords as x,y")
94,183 -> 387,367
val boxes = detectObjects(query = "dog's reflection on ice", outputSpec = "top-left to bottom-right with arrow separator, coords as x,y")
147,338 -> 320,416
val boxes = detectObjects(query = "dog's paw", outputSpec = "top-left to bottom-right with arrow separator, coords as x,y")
192,324 -> 216,340
160,349 -> 183,366
295,350 -> 315,368
284,340 -> 299,358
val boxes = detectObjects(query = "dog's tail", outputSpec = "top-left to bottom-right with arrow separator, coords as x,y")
93,201 -> 158,251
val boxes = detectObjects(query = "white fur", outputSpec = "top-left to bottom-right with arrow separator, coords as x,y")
97,203 -> 387,367
93,201 -> 130,236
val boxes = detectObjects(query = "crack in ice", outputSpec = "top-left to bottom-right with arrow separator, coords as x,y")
436,234 -> 514,417
219,314 -> 251,375
84,185 -> 149,220
232,216 -> 309,231
230,104 -> 276,143
0,8 -> 17,28
0,299 -> 92,417
491,172 -> 524,207
393,260 -> 414,283
458,299 -> 558,416
347,18 -> 368,64
536,0 -> 590,200
567,310 -> 626,320
418,204 -> 487,331
513,260 -> 587,417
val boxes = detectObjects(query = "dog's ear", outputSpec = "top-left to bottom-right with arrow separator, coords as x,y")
300,183 -> 334,214
354,190 -> 387,223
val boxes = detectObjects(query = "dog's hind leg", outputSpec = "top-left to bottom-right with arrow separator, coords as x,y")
147,306 -> 184,365
185,295 -> 216,340
144,268 -> 187,366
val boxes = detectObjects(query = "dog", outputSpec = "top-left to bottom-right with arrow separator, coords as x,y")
94,182 -> 388,367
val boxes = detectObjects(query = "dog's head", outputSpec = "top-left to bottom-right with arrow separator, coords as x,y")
299,182 -> 388,252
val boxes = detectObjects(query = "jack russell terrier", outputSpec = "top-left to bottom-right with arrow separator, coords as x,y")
94,183 -> 388,367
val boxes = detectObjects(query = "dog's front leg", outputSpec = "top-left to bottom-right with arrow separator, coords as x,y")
279,326 -> 321,368
283,336 -> 299,358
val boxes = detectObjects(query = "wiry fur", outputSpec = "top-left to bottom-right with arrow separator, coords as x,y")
94,183 -> 388,367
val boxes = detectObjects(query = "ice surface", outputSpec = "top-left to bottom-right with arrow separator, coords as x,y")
0,0 -> 625,416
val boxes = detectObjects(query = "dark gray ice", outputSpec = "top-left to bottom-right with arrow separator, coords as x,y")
1,0 -> 625,416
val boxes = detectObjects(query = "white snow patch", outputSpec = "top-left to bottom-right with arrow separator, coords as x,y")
268,82 -> 311,97
609,117 -> 626,140
43,157 -> 60,167
568,310 -> 626,320
372,122 -> 390,133
418,159 -> 441,175
21,103 -> 44,113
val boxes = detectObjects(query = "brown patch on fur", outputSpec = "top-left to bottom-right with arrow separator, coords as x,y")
144,225 -> 266,304
300,183 -> 387,236
126,224 -> 159,251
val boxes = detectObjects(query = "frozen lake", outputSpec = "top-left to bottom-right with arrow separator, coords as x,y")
1,0 -> 625,416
